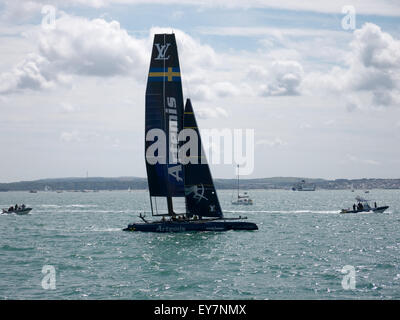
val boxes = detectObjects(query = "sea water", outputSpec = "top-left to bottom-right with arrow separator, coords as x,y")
0,189 -> 399,299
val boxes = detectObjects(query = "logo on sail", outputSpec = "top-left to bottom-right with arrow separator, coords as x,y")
155,43 -> 171,60
185,184 -> 208,203
148,67 -> 180,82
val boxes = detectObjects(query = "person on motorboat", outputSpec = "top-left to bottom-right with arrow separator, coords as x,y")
353,204 -> 356,211
8,206 -> 14,212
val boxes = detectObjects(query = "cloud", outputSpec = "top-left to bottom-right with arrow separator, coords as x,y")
171,10 -> 184,20
196,107 -> 228,119
1,18 -> 228,97
0,0 -> 43,23
60,102 -> 80,113
256,138 -> 286,147
248,60 -> 304,96
8,0 -> 399,17
60,130 -> 121,148
299,123 -> 311,129
60,130 -> 82,143
37,14 -> 147,77
353,23 -> 400,71
347,23 -> 400,94
0,53 -> 54,93
345,154 -> 380,166
303,23 -> 400,109
0,14 -> 148,94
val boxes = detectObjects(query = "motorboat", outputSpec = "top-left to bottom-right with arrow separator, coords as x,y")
340,196 -> 388,214
2,207 -> 32,215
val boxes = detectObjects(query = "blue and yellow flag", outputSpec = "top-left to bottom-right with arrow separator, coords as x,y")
148,67 -> 181,82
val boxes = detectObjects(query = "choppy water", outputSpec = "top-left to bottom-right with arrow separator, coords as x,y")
0,189 -> 399,299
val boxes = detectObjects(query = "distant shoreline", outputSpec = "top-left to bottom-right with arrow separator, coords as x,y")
1,177 -> 399,191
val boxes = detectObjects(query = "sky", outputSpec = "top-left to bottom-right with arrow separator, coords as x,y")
0,0 -> 400,182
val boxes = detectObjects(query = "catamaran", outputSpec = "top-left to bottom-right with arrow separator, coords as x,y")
232,165 -> 253,205
123,33 -> 257,232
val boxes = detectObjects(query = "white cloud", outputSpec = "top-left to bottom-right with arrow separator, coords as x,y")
353,23 -> 400,71
248,60 -> 304,96
323,119 -> 335,126
0,53 -> 54,93
60,130 -> 82,143
196,107 -> 228,119
345,154 -> 380,166
60,130 -> 122,148
299,123 -> 311,129
37,14 -> 147,77
198,26 -> 347,38
0,0 -> 43,23
171,10 -> 184,20
303,23 -> 400,109
256,138 -> 286,147
8,0 -> 399,16
0,14 -> 148,94
1,19 -> 230,98
60,102 -> 80,113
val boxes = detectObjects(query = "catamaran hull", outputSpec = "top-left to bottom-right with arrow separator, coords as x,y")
123,221 -> 258,232
340,206 -> 389,214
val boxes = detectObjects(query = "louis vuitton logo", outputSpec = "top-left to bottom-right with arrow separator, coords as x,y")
155,43 -> 171,60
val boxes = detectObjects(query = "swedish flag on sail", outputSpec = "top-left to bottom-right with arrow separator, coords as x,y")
148,67 -> 181,82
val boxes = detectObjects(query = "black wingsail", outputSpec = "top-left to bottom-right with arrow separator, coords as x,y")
183,99 -> 223,218
145,34 -> 185,214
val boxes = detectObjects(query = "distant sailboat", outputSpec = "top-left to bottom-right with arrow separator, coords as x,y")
123,33 -> 257,232
232,165 -> 253,205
